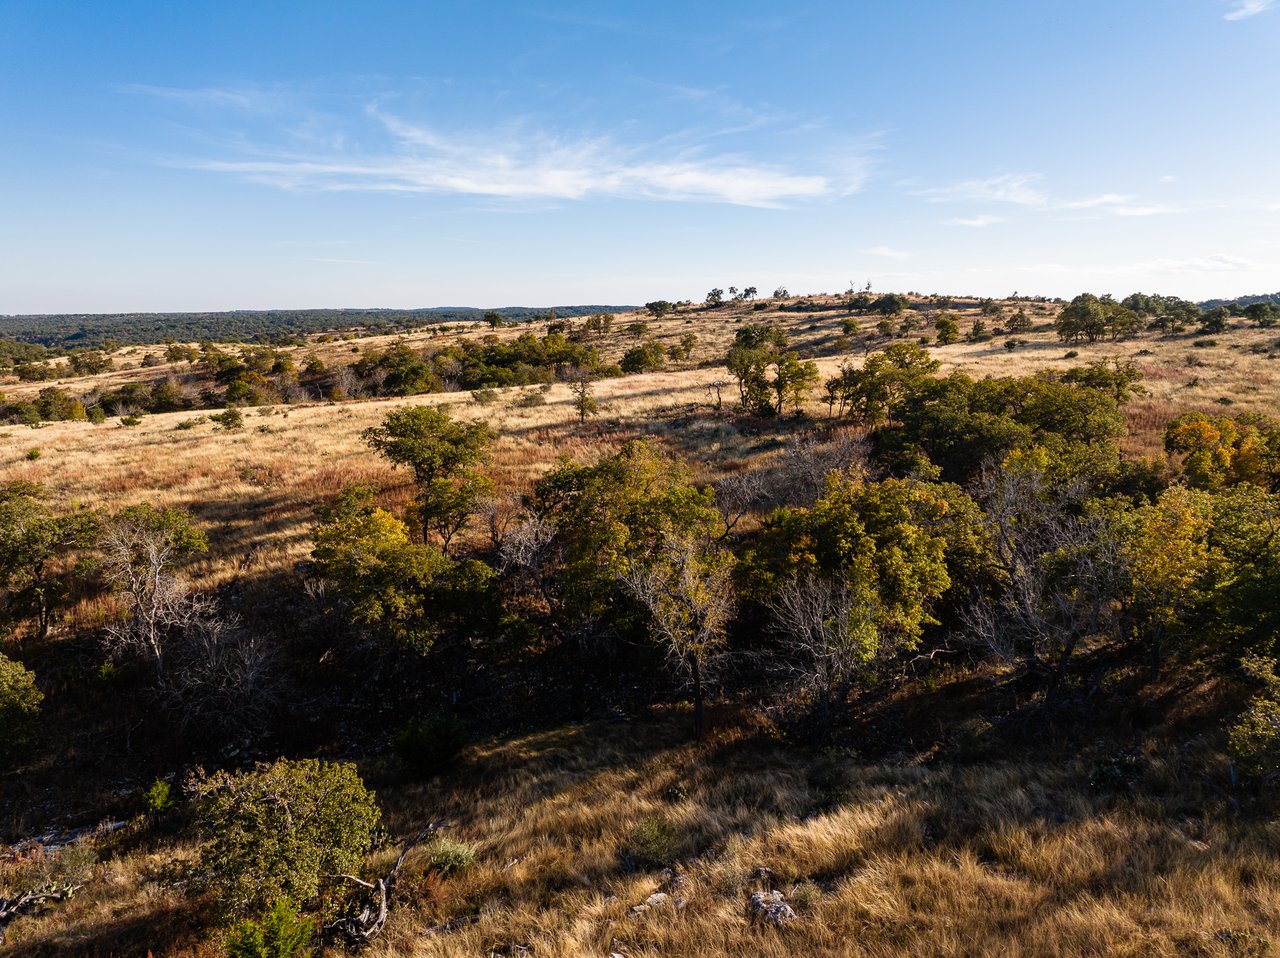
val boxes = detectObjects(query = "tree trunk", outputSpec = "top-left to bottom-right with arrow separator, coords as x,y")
692,657 -> 704,740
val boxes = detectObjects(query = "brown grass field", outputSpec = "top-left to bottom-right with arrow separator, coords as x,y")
3,294 -> 1280,956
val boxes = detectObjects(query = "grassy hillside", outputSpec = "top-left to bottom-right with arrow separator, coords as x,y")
3,291 -> 1280,956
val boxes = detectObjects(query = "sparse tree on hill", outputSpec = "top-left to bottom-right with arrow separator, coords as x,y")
566,366 -> 599,424
362,406 -> 495,550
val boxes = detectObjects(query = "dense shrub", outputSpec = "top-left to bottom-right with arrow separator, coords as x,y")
189,758 -> 381,915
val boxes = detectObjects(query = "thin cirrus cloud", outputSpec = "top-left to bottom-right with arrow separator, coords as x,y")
915,173 -> 1174,217
1223,0 -> 1274,20
172,102 -> 860,209
863,245 -> 912,261
947,214 -> 1005,227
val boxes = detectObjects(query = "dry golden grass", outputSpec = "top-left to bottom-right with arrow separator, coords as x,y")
7,711 -> 1277,956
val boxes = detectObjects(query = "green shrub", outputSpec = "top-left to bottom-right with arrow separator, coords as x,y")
393,714 -> 469,778
25,448 -> 40,461
189,758 -> 380,916
119,414 -> 142,427
144,778 -> 176,815
175,416 -> 207,430
1229,654 -> 1280,777
423,836 -> 477,876
627,816 -> 682,869
210,407 -> 244,430
471,387 -> 499,406
224,900 -> 314,958
0,652 -> 42,764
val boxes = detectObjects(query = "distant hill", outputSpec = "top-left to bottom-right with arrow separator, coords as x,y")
1199,292 -> 1280,311
0,305 -> 637,349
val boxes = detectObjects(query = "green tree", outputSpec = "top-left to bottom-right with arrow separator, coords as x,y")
0,652 -> 42,766
620,341 -> 667,373
311,488 -> 490,651
934,314 -> 960,345
566,366 -> 599,424
645,301 -> 674,319
0,483 -> 97,643
362,407 -> 494,549
190,758 -> 380,916
772,352 -> 819,417
1062,357 -> 1146,403
824,343 -> 940,426
746,475 -> 954,731
531,439 -> 723,632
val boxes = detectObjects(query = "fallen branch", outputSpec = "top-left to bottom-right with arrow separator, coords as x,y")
0,882 -> 83,945
325,820 -> 446,947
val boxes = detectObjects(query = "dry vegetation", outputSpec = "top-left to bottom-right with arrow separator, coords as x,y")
7,711 -> 1280,957
4,292 -> 1280,956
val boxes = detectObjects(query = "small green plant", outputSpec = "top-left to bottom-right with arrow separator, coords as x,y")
119,414 -> 142,427
471,387 -> 499,406
423,836 -> 477,876
224,900 -> 315,958
1192,338 -> 1218,348
175,416 -> 207,430
511,388 -> 547,408
393,714 -> 470,778
790,880 -> 822,912
210,407 -> 244,430
144,778 -> 176,815
627,816 -> 682,869
25,448 -> 40,461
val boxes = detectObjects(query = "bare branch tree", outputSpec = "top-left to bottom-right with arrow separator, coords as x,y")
766,573 -> 881,735
621,534 -> 735,738
966,460 -> 1126,705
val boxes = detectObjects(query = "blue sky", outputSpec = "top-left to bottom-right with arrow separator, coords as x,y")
2,0 -> 1277,313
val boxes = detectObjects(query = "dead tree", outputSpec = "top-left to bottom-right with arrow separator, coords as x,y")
326,821 -> 445,947
0,883 -> 82,944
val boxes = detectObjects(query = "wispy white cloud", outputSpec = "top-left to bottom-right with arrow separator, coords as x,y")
915,173 -> 1186,218
148,91 -> 860,208
915,173 -> 1047,207
1224,0 -> 1274,20
117,83 -> 287,113
1113,204 -> 1185,217
1148,253 -> 1256,272
864,245 -> 912,261
946,214 -> 1005,227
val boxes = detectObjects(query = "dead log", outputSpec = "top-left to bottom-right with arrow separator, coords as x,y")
0,882 -> 83,944
325,820 -> 445,947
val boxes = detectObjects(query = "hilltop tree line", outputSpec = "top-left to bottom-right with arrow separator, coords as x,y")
0,305 -> 632,350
